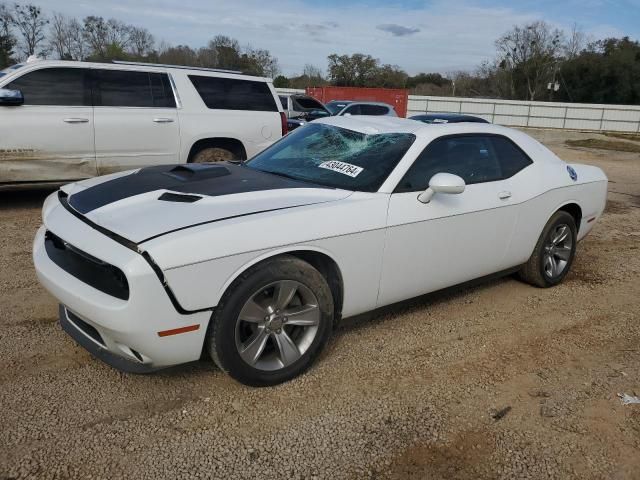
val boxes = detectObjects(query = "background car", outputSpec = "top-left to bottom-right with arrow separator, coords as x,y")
410,113 -> 490,124
0,59 -> 286,189
33,116 -> 607,387
279,93 -> 331,131
325,100 -> 397,117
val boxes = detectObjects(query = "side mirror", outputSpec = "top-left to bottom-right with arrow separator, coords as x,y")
343,112 -> 352,117
417,173 -> 465,204
0,88 -> 24,106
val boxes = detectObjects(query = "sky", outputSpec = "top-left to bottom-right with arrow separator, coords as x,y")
39,0 -> 640,75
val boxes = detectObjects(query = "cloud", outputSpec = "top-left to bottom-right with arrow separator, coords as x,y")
36,0 -> 637,76
376,24 -> 420,36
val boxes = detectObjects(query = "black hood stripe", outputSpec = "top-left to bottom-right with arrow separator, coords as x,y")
68,163 -> 323,214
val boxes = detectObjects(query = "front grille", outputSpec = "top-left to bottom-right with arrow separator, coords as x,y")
45,231 -> 130,300
66,309 -> 105,347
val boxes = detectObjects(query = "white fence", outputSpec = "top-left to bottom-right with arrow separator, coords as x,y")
276,88 -> 640,133
408,95 -> 640,133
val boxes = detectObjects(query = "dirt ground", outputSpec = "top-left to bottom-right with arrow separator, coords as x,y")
1,128 -> 639,480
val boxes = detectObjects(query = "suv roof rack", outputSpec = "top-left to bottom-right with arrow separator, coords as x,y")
111,60 -> 244,75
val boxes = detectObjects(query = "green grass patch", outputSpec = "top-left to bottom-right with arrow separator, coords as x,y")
602,132 -> 640,142
565,138 -> 640,153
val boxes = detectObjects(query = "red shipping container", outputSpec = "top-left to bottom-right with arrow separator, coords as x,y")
306,86 -> 408,118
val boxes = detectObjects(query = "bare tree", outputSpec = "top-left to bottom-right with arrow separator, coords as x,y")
564,23 -> 586,59
83,16 -> 130,60
0,2 -> 16,67
49,13 -> 86,60
496,21 -> 564,100
128,26 -> 154,58
11,2 -> 48,57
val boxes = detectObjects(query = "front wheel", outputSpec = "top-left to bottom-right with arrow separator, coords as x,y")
207,256 -> 334,386
518,210 -> 577,288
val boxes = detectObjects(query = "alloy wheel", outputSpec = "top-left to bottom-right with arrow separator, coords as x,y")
235,280 -> 320,371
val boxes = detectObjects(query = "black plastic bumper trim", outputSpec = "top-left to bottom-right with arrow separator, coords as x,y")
60,305 -> 160,374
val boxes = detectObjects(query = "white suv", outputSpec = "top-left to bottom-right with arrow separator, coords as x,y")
0,59 -> 286,189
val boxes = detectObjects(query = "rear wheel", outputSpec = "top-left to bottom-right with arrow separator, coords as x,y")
191,147 -> 236,163
519,211 -> 577,287
207,256 -> 334,386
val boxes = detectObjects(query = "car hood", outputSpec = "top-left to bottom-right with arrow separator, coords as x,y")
62,163 -> 352,244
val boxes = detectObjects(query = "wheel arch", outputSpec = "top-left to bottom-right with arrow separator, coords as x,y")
218,247 -> 344,323
187,137 -> 247,162
556,201 -> 582,234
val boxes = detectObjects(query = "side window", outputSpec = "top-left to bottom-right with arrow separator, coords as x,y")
7,67 -> 88,106
95,69 -> 154,108
490,136 -> 532,178
188,75 -> 278,111
395,135 -> 504,193
344,104 -> 361,115
360,104 -> 389,115
279,96 -> 288,109
149,73 -> 176,108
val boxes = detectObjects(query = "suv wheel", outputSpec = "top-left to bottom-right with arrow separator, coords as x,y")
191,147 -> 236,163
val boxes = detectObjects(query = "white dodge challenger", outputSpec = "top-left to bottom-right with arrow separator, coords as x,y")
33,116 -> 607,386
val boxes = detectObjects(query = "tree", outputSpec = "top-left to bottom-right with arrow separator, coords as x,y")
0,3 -> 15,68
128,26 -> 154,58
83,16 -> 131,61
327,53 -> 379,86
369,64 -> 407,88
557,37 -> 640,104
157,43 -> 198,66
273,75 -> 289,88
11,3 -> 48,57
49,13 -> 85,59
495,21 -> 564,100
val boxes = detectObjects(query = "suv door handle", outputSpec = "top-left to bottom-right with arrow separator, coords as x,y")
498,191 -> 512,200
63,118 -> 89,123
153,117 -> 174,123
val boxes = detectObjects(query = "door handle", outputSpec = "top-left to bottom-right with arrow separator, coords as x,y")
63,118 -> 89,123
498,191 -> 512,200
153,117 -> 174,123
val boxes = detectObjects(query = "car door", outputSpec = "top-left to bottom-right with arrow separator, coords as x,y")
92,69 -> 179,175
378,134 -> 519,306
0,66 -> 96,184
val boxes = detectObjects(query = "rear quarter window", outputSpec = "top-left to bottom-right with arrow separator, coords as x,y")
189,75 -> 277,112
490,136 -> 533,178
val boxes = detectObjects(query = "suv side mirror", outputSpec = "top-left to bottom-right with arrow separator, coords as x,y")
0,88 -> 24,106
417,173 -> 465,204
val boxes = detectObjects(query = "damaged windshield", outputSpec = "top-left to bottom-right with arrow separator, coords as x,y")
246,123 -> 415,192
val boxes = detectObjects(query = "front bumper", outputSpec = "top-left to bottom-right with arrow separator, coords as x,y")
33,195 -> 211,371
60,304 -> 159,373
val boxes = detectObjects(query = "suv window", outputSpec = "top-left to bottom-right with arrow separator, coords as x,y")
343,104 -> 361,115
360,104 -> 389,115
396,135 -> 505,192
293,97 -> 324,110
189,75 -> 277,111
279,96 -> 288,109
491,136 -> 533,178
94,70 -> 175,108
6,67 -> 89,106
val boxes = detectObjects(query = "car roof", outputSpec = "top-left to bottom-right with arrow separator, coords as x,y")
0,59 -> 271,83
410,113 -> 489,123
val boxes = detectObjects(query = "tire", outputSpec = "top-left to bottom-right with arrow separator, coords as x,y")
191,147 -> 236,163
207,255 -> 334,387
518,210 -> 577,288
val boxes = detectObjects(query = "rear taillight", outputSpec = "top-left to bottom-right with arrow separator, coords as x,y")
280,112 -> 288,136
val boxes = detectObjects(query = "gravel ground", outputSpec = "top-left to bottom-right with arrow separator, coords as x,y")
1,128 -> 639,480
